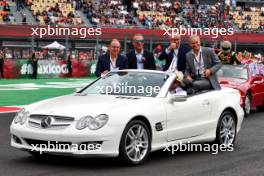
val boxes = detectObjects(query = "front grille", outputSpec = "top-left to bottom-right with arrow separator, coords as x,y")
28,114 -> 74,129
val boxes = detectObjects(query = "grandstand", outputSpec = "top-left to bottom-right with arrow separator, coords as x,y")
0,0 -> 263,30
232,6 -> 264,31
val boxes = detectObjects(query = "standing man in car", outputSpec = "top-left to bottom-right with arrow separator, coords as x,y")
95,39 -> 128,77
0,49 -> 4,79
126,34 -> 156,70
158,34 -> 190,72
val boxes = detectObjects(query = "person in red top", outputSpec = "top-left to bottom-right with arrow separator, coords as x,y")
1,0 -> 7,7
1,10 -> 7,18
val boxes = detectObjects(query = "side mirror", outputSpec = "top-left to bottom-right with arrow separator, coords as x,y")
168,94 -> 187,103
251,77 -> 262,84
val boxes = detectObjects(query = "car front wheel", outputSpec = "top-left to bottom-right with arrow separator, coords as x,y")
119,120 -> 151,165
215,111 -> 237,146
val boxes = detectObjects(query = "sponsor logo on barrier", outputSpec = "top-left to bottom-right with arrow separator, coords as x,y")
20,64 -> 68,75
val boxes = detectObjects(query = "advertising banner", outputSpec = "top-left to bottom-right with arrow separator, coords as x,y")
3,59 -> 97,79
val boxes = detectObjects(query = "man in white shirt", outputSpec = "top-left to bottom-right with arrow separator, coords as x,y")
158,34 -> 190,72
95,39 -> 128,77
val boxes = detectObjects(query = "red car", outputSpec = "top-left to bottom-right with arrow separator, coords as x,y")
218,65 -> 264,116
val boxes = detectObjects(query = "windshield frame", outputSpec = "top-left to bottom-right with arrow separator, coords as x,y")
78,70 -> 170,98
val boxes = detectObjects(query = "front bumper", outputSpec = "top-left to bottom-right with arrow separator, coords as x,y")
10,122 -> 124,157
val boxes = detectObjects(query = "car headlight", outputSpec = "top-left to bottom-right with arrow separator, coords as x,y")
13,109 -> 29,125
88,114 -> 108,130
76,114 -> 108,130
75,116 -> 93,130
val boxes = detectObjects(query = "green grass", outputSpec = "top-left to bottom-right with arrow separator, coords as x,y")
0,77 -> 96,106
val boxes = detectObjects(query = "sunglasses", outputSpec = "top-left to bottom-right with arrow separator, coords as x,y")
134,40 -> 144,44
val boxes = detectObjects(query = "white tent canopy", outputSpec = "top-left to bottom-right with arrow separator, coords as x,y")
42,41 -> 65,50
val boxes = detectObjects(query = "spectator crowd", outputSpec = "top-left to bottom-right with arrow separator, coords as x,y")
1,0 -> 15,23
1,0 -> 263,32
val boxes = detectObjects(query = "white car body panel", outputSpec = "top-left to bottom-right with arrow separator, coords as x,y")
10,70 -> 244,157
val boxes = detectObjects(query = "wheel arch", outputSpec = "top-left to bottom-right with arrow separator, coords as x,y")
127,115 -> 153,141
221,107 -> 238,125
118,115 -> 153,164
214,107 -> 238,145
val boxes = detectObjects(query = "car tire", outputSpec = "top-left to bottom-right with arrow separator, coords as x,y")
244,93 -> 251,117
215,111 -> 237,146
119,120 -> 151,165
257,104 -> 264,111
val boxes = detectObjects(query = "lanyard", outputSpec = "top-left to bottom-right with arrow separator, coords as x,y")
194,52 -> 202,69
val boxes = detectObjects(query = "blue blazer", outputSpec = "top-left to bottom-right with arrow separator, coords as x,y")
95,53 -> 128,77
158,43 -> 191,72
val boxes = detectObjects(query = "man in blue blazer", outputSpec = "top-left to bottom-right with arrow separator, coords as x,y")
158,34 -> 190,72
95,39 -> 128,77
126,34 -> 156,70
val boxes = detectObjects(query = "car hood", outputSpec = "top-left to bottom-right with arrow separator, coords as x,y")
219,77 -> 247,88
26,94 -> 145,120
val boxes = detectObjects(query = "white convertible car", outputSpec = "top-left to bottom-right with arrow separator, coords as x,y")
10,70 -> 244,165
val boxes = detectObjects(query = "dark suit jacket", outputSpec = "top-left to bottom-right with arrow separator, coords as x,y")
95,53 -> 128,77
185,47 -> 222,90
158,43 -> 190,72
126,50 -> 156,70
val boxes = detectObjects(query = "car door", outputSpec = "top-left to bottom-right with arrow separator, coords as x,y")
260,75 -> 264,104
166,92 -> 212,142
252,75 -> 264,106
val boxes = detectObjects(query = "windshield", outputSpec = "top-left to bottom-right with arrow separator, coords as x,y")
80,71 -> 168,97
217,65 -> 248,80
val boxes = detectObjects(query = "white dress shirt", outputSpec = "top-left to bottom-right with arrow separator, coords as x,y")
166,48 -> 179,72
110,56 -> 118,71
135,50 -> 144,69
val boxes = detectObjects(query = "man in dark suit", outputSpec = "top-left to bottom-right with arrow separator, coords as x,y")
67,55 -> 72,78
95,39 -> 128,77
158,34 -> 190,72
126,34 -> 156,70
31,52 -> 38,79
0,50 -> 4,79
185,35 -> 222,91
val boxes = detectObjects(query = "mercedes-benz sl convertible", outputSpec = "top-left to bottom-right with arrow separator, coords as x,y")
10,70 -> 244,165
